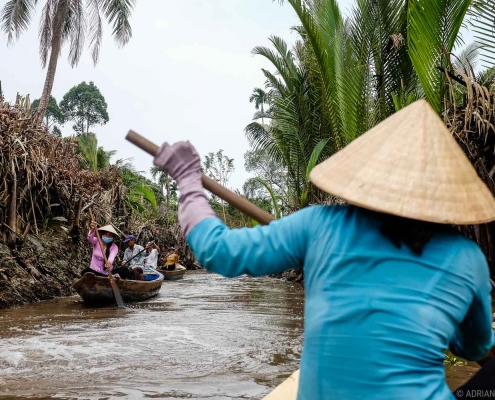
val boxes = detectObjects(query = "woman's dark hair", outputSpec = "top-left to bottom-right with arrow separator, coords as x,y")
375,212 -> 454,255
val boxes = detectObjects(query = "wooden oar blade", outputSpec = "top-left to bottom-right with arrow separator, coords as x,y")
110,279 -> 125,309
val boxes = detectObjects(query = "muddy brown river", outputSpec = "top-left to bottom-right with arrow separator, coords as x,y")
0,271 -> 478,399
0,271 -> 304,399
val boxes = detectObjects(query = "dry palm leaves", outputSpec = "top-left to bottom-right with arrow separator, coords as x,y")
0,97 -> 116,247
444,69 -> 495,268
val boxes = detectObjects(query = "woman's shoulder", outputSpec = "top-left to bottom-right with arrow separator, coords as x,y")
442,232 -> 487,265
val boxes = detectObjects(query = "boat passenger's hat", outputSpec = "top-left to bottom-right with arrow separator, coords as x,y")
97,225 -> 118,236
309,99 -> 495,225
123,234 -> 136,243
168,247 -> 176,251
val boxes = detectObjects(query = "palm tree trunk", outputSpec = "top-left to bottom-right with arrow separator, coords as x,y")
34,0 -> 68,126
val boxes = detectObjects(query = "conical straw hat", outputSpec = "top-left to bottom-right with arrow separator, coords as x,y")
97,225 -> 119,236
309,99 -> 495,225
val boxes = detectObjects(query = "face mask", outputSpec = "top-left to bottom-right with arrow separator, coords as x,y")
102,237 -> 113,244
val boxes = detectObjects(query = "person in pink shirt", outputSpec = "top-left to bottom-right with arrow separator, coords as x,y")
81,221 -> 120,277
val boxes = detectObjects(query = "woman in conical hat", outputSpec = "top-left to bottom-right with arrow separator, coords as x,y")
153,100 -> 495,399
81,222 -> 120,278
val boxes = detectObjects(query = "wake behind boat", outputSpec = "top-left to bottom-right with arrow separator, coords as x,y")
72,271 -> 164,305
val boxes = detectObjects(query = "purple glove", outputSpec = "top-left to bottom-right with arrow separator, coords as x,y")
154,142 -> 216,237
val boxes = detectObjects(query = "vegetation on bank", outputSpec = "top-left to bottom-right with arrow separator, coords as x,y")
245,0 -> 495,272
2,0 -> 495,278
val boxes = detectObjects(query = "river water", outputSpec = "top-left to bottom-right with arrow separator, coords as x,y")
0,271 -> 304,399
0,270 -> 479,399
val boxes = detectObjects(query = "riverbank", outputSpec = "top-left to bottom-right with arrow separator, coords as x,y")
0,229 -> 88,309
0,225 -> 300,309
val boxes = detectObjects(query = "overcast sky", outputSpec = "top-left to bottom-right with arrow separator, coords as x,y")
0,0 -> 358,190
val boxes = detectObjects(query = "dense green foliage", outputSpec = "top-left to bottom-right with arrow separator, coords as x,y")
32,96 -> 65,128
60,81 -> 109,134
246,0 -> 495,211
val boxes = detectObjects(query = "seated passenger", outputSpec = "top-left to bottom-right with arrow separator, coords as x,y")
121,234 -> 146,280
163,247 -> 179,271
144,241 -> 160,269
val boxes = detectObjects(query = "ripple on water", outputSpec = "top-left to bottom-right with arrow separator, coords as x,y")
0,272 -> 304,399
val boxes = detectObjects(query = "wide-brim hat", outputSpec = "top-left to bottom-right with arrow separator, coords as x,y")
97,225 -> 119,236
309,99 -> 495,225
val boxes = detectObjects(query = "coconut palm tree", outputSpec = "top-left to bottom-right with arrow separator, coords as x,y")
1,0 -> 136,124
249,88 -> 269,124
251,0 -> 495,208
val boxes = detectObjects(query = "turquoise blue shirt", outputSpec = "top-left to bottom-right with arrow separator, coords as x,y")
187,205 -> 494,400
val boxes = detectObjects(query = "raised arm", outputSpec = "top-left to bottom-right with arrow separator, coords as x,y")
450,250 -> 495,361
87,220 -> 98,245
187,209 -> 311,277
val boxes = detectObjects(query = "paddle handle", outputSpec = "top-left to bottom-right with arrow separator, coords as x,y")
126,130 -> 275,226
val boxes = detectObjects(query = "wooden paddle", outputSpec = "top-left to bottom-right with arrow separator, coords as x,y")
125,130 -> 275,226
89,209 -> 125,309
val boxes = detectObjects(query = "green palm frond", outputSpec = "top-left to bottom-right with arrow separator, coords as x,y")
39,0 -> 56,67
305,139 -> 329,183
133,184 -> 157,211
88,0 -> 102,64
77,132 -> 98,172
408,0 -> 471,112
469,1 -> 495,67
1,0 -> 36,43
97,147 -> 116,170
288,0 -> 342,142
452,42 -> 480,76
114,157 -> 137,173
252,40 -> 294,89
351,0 -> 415,121
254,178 -> 281,219
101,0 -> 135,47
477,67 -> 495,88
64,0 -> 86,67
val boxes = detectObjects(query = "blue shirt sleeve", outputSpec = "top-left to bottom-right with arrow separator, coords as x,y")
186,207 -> 319,277
449,248 -> 495,361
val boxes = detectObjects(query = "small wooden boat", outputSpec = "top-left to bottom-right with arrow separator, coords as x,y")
263,370 -> 299,400
158,264 -> 186,281
72,272 -> 164,305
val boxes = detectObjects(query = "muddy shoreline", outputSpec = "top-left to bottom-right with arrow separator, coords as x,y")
0,230 -> 88,309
